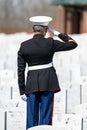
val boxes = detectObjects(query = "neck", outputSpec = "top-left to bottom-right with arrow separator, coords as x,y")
34,31 -> 45,35
33,34 -> 45,38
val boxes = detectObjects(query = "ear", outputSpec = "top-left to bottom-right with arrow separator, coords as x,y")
45,27 -> 47,33
33,26 -> 35,32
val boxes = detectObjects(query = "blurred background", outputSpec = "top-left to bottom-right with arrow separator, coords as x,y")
0,0 -> 87,34
0,0 -> 87,130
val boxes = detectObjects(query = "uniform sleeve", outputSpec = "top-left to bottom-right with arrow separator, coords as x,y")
53,39 -> 78,52
17,44 -> 26,95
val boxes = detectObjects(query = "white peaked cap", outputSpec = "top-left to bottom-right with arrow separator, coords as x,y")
29,16 -> 52,26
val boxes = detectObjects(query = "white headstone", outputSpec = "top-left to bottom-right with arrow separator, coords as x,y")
28,125 -> 80,130
53,88 -> 66,123
67,83 -> 80,113
75,103 -> 87,117
82,117 -> 87,130
6,110 -> 26,130
0,110 -> 4,130
60,114 -> 81,130
81,83 -> 87,103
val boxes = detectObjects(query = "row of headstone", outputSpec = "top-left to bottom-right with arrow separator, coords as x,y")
0,110 -> 87,130
0,34 -> 86,73
0,85 -> 87,130
0,82 -> 87,113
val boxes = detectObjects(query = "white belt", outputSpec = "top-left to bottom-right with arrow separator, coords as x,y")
28,62 -> 53,71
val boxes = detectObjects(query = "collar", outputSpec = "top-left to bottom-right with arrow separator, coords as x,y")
33,34 -> 44,38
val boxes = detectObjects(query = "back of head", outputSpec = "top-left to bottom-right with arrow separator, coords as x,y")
33,25 -> 47,33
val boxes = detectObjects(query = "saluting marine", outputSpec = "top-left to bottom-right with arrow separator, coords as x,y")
17,16 -> 78,130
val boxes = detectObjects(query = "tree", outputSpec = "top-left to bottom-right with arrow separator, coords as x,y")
0,0 -> 55,32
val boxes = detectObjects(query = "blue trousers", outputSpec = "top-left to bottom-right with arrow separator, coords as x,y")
26,91 -> 54,129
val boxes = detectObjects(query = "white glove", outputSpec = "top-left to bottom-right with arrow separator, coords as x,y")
21,94 -> 27,101
48,26 -> 60,36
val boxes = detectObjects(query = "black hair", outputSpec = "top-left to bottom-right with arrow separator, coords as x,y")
33,25 -> 47,33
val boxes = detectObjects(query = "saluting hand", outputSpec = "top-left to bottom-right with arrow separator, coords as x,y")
48,26 -> 75,42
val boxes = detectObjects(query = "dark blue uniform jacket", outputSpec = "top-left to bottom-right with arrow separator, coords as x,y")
17,34 -> 78,95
